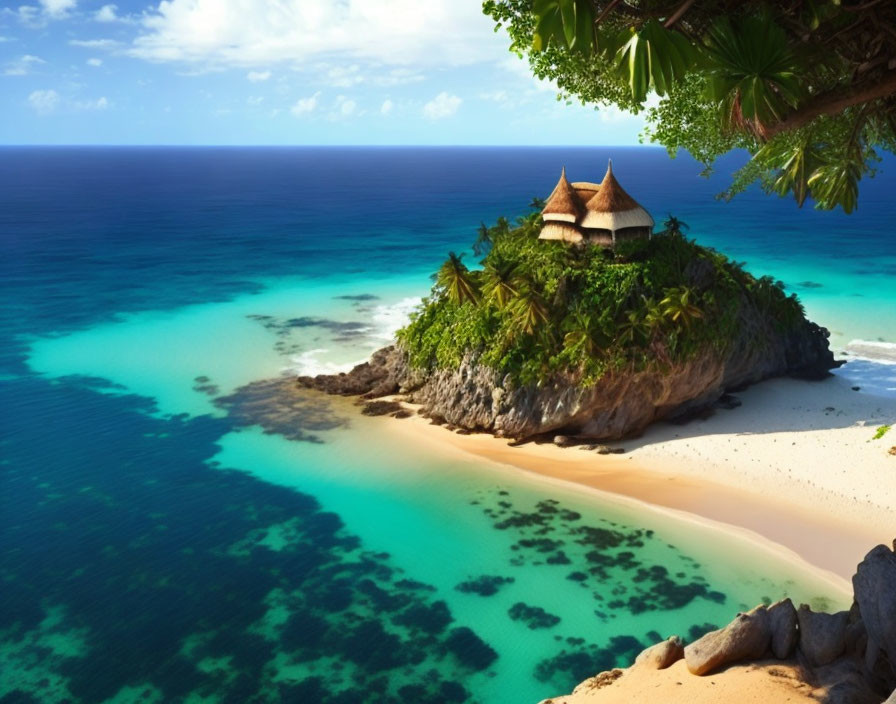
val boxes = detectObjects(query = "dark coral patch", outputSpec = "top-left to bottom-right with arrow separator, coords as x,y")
534,635 -> 644,688
455,575 -> 515,597
508,602 -> 561,629
444,627 -> 498,670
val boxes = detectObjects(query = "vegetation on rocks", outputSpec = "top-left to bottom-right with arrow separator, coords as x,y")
397,207 -> 806,387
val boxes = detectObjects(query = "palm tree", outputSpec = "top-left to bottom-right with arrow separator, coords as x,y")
529,196 -> 546,210
493,216 -> 511,239
436,252 -> 480,306
481,256 -> 522,309
472,222 -> 493,257
660,286 -> 704,329
661,215 -> 690,238
616,308 -> 651,346
642,296 -> 666,336
563,305 -> 610,358
511,283 -> 550,335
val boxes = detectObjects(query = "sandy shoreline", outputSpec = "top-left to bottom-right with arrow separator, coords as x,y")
380,368 -> 895,586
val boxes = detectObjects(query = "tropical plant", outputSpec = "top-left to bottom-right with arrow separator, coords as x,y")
473,222 -> 493,257
616,308 -> 650,346
660,215 -> 689,238
660,286 -> 704,329
436,252 -> 480,305
563,304 -> 610,358
511,282 -> 550,335
481,256 -> 523,308
399,209 -> 811,386
483,0 -> 896,212
529,196 -> 547,210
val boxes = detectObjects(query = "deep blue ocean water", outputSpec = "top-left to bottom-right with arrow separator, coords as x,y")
2,147 -> 894,703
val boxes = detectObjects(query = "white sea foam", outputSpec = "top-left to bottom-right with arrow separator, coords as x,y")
288,349 -> 366,377
845,339 -> 896,365
288,295 -> 421,376
833,341 -> 896,398
370,296 -> 422,341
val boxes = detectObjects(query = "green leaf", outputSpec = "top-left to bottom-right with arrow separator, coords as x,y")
615,20 -> 697,103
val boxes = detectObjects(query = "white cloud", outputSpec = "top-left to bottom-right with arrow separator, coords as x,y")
246,70 -> 270,82
373,67 -> 424,86
422,92 -> 461,120
327,64 -> 363,88
75,96 -> 109,110
86,57 -> 103,67
129,0 -> 506,68
28,88 -> 59,114
380,99 -> 393,116
479,90 -> 509,103
69,38 -> 121,49
334,95 -> 356,117
4,54 -> 44,76
291,91 -> 320,116
94,4 -> 123,22
247,95 -> 263,105
8,6 -> 43,27
12,0 -> 76,24
39,0 -> 76,17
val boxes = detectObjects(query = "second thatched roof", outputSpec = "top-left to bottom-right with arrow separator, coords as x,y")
542,167 -> 583,223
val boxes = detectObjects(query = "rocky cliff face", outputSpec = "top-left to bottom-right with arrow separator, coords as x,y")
299,305 -> 839,441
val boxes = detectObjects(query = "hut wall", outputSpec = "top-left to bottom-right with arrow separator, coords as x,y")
584,229 -> 613,247
614,227 -> 651,243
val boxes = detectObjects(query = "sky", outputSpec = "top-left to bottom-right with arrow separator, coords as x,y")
0,0 -> 649,145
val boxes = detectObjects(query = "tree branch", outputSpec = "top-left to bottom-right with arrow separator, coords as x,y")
594,0 -> 624,27
765,70 -> 896,138
664,0 -> 696,28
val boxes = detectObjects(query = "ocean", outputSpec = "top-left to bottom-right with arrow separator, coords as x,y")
2,146 -> 894,704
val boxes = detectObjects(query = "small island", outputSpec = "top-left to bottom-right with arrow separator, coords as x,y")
302,161 -> 837,442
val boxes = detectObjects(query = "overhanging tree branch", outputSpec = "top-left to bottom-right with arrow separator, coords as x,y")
766,71 -> 896,138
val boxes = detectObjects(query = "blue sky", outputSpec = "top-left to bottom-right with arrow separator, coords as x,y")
0,0 -> 648,145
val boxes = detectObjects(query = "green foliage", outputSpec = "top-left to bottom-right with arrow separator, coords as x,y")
702,12 -> 804,135
618,19 -> 697,102
484,0 -> 896,212
435,252 -> 480,305
397,210 -> 808,386
873,425 -> 892,441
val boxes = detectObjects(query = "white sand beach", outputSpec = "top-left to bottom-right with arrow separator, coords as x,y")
383,368 -> 896,583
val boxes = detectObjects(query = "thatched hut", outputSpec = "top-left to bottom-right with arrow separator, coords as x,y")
538,161 -> 654,246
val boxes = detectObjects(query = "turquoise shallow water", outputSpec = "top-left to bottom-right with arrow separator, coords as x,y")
3,147 -> 892,703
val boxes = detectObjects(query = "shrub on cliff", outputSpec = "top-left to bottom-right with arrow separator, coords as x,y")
397,210 -> 805,387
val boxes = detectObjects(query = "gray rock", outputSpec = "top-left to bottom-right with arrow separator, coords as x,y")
767,598 -> 798,659
684,605 -> 771,675
853,542 -> 896,691
634,635 -> 684,670
797,605 -> 849,667
813,657 -> 886,704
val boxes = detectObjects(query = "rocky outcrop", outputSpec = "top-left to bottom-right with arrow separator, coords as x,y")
634,636 -> 684,670
768,598 -> 799,659
853,541 -> 896,692
297,346 -> 409,399
797,605 -> 849,667
299,315 -> 838,441
684,605 -> 771,675
539,541 -> 896,704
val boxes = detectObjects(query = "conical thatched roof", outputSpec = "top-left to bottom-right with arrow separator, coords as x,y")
581,160 -> 654,231
542,168 -> 583,223
586,161 -> 641,213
